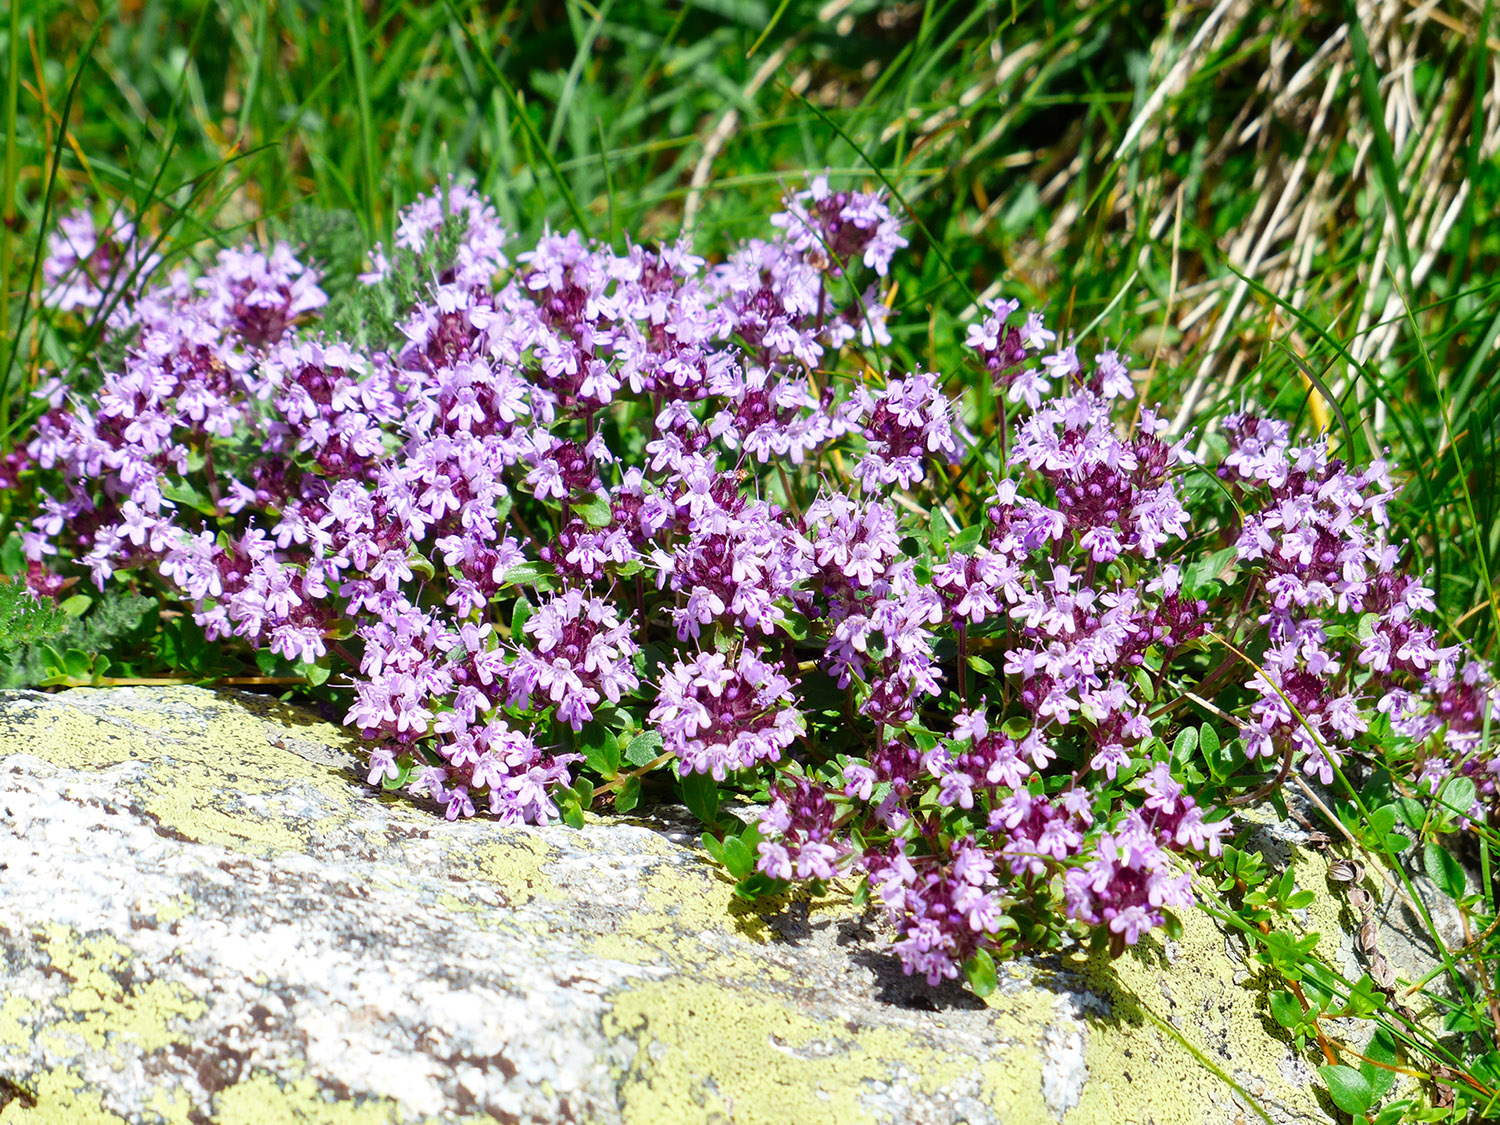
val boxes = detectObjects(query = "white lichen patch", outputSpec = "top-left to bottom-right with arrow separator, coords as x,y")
0,687 -> 1337,1124
1040,995 -> 1088,1119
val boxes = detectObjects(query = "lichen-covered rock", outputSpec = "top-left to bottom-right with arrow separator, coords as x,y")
0,687 -> 1346,1124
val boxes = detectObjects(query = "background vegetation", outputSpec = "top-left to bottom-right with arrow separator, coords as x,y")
5,0 -> 1499,654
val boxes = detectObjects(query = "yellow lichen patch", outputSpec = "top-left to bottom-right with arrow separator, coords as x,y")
0,1067 -> 128,1125
143,1085 -> 197,1125
152,894 -> 198,927
0,995 -> 34,1051
635,854 -> 749,936
101,705 -> 179,732
586,863 -> 855,981
1,688 -> 366,856
966,985 -> 1067,1116
603,978 -> 992,1124
469,833 -> 562,902
433,891 -> 489,915
212,1072 -> 435,1124
33,925 -> 206,1056
1069,898 -> 1325,1125
1293,844 -> 1368,977
2,703 -> 166,771
586,909 -> 784,980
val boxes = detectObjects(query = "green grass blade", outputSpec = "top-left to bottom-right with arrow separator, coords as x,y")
547,0 -> 616,156
0,0 -> 23,384
344,0 -> 381,237
1343,0 -> 1412,283
0,21 -> 105,434
443,0 -> 592,235
745,0 -> 794,60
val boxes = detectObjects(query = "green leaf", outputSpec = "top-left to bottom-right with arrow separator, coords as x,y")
1200,723 -> 1237,782
779,610 -> 810,641
1439,775 -> 1478,818
381,754 -> 415,791
501,561 -> 557,589
63,648 -> 91,679
720,834 -> 758,879
574,492 -> 613,528
699,832 -> 726,865
1199,724 -> 1220,759
1268,989 -> 1302,1029
511,597 -> 534,636
59,594 -> 92,617
1361,1027 -> 1398,1098
1130,667 -> 1155,702
1470,1049 -> 1500,1085
966,654 -> 995,676
1424,841 -> 1467,900
949,524 -> 983,554
0,534 -> 25,576
731,871 -> 789,903
572,776 -> 595,810
1183,545 -> 1238,594
579,722 -> 622,779
298,661 -> 332,687
161,478 -> 217,515
625,730 -> 664,767
1001,716 -> 1031,740
1366,803 -> 1397,841
680,770 -> 719,826
559,795 -> 585,830
1171,726 -> 1198,763
613,775 -> 642,814
1160,909 -> 1183,941
1393,795 -> 1427,834
963,948 -> 998,998
1318,1064 -> 1374,1117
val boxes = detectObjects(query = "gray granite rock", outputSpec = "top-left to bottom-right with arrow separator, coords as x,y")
0,686 -> 1385,1123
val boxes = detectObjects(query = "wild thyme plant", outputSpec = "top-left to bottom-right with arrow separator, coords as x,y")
13,180 -> 1500,1004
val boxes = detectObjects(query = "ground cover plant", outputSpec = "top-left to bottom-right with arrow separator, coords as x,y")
5,2 -> 1500,1122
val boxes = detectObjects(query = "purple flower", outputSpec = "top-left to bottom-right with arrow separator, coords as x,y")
651,648 -> 803,780
508,586 -> 640,730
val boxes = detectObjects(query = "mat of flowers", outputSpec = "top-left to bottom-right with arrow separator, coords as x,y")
16,180 -> 1496,991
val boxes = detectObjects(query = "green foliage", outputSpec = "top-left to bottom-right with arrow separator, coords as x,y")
1318,1064 -> 1375,1118
680,771 -> 721,829
318,209 -> 471,349
0,580 -> 68,652
0,588 -> 154,689
700,819 -> 789,902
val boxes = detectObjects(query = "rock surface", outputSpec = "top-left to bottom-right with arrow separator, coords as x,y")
0,686 -> 1405,1124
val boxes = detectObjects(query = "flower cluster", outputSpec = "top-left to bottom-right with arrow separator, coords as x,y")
651,648 -> 802,779
42,208 -> 161,313
19,180 -> 1496,992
